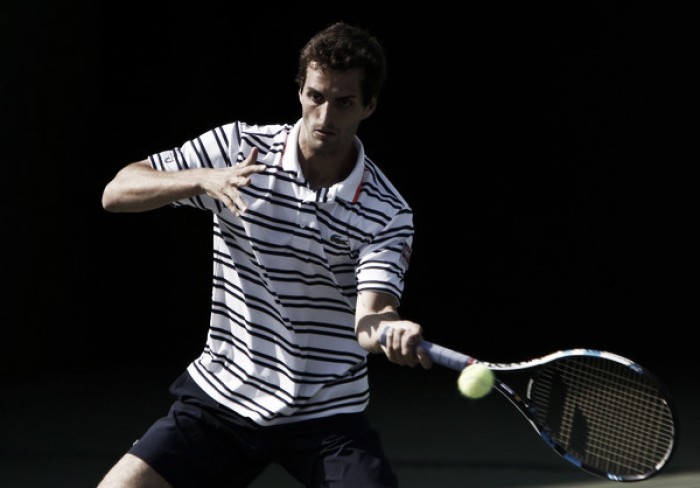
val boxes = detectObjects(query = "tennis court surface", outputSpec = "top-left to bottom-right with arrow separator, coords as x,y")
3,362 -> 697,487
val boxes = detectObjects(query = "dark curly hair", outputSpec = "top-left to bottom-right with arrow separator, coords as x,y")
295,22 -> 387,106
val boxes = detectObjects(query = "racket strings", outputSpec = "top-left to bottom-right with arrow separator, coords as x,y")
529,356 -> 675,479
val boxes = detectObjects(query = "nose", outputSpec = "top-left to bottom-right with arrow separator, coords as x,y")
317,101 -> 333,125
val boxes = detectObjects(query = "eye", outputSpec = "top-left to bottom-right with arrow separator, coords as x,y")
308,92 -> 323,104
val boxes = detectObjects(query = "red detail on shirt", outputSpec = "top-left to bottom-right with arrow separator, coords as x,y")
352,180 -> 362,203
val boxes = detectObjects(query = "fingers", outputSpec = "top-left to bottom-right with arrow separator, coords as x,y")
222,148 -> 266,216
229,190 -> 249,217
416,344 -> 433,370
217,175 -> 251,217
382,324 -> 428,368
238,147 -> 266,174
240,147 -> 259,166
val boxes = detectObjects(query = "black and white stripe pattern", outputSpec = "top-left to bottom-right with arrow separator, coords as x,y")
149,120 -> 414,425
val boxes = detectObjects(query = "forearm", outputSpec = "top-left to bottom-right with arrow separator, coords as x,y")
102,160 -> 204,213
355,290 -> 430,368
356,308 -> 401,353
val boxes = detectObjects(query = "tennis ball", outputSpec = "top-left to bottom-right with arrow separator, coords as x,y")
457,363 -> 494,399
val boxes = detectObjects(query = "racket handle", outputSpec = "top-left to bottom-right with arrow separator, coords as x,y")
379,326 -> 473,371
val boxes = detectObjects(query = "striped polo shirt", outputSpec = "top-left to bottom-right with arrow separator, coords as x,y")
149,119 -> 414,426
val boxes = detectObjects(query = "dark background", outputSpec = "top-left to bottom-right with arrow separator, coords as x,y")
2,2 -> 693,388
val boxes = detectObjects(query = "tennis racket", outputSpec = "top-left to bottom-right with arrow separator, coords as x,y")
380,330 -> 677,482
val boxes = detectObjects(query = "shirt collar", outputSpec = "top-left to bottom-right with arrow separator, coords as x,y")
282,119 -> 365,203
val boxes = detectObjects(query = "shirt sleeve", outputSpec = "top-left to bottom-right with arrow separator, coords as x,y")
355,208 -> 414,302
148,123 -> 240,212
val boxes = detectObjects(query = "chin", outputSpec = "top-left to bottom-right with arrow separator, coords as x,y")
311,138 -> 334,152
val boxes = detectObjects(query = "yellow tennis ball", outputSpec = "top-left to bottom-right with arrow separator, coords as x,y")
457,363 -> 494,399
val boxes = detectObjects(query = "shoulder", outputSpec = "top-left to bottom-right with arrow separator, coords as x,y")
360,156 -> 412,211
235,122 -> 292,139
219,122 -> 291,152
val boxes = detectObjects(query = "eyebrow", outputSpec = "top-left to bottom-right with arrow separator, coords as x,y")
306,87 -> 359,100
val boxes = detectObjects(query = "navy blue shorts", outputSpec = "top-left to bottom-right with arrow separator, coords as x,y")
128,371 -> 398,488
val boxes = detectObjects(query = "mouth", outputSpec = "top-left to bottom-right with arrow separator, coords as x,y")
315,127 -> 336,137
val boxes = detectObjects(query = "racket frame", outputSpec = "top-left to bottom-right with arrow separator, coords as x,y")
382,333 -> 676,482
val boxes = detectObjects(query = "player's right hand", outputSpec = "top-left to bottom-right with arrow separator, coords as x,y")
200,147 -> 266,216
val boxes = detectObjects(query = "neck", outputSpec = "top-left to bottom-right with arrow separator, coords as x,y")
298,144 -> 357,191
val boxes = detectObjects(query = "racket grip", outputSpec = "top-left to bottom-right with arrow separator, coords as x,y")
420,341 -> 472,372
379,326 -> 473,372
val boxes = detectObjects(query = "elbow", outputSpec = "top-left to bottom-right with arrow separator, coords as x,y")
101,184 -> 124,212
101,193 -> 114,212
102,160 -> 151,212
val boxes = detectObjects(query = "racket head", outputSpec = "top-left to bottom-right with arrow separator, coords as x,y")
501,349 -> 677,482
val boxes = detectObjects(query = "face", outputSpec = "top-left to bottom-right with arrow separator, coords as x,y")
298,63 -> 376,159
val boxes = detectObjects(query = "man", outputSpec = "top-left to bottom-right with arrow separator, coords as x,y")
99,21 -> 430,488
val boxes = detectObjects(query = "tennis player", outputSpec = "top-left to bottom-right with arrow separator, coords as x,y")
98,21 -> 431,487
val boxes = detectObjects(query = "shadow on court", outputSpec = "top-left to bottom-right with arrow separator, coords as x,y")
2,361 -> 697,488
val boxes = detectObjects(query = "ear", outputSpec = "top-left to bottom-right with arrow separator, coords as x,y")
362,97 -> 377,120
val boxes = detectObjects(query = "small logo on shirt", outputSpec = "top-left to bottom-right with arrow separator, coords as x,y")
162,151 -> 175,164
330,234 -> 350,247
